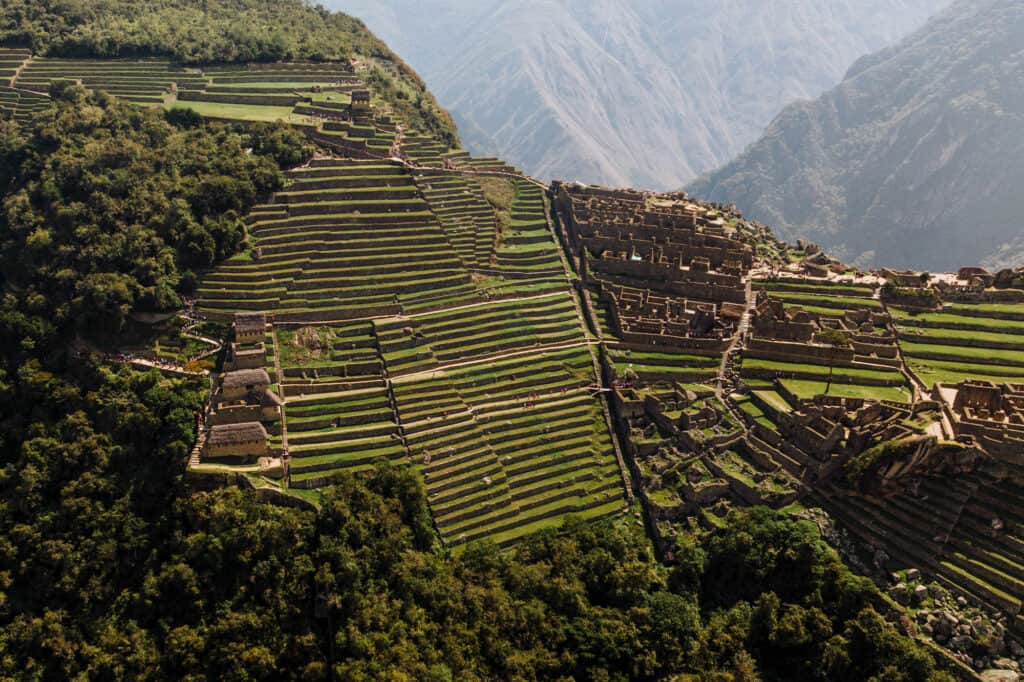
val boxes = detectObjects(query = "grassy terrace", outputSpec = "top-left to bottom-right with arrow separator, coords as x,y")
11,56 -> 402,148
766,290 -> 882,310
286,385 -> 403,486
414,171 -> 497,268
199,159 -> 485,319
752,390 -> 792,415
15,57 -> 206,104
734,397 -> 776,430
0,48 -> 29,88
741,358 -> 905,384
780,379 -> 911,403
755,280 -> 875,297
169,100 -> 297,122
944,302 -> 1024,318
0,84 -> 52,124
738,278 -> 911,407
895,300 -> 1024,389
20,53 -> 628,549
276,322 -> 383,389
608,348 -> 719,381
374,294 -> 585,378
890,307 -> 1024,333
401,131 -> 451,167
392,345 -> 623,547
488,180 -> 563,276
820,471 -> 1024,620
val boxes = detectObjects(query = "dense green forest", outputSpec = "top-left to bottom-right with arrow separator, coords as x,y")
0,85 -> 309,334
1,443 -> 955,681
0,2 -> 957,679
1,0 -> 380,64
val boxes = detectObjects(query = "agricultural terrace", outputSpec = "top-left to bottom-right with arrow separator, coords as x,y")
813,458 -> 1024,625
191,139 -> 627,544
393,344 -> 623,548
200,158 -> 572,322
199,158 -> 480,320
891,303 -> 1024,388
0,49 -> 47,123
1,52 -> 521,184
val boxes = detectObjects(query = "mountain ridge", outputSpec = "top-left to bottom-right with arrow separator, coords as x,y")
688,0 -> 1024,271
330,0 -> 951,189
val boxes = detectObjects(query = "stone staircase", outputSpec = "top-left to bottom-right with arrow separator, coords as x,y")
189,428 -> 207,467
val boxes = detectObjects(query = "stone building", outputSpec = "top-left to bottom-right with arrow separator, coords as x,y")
350,89 -> 371,111
205,422 -> 268,461
221,368 -> 271,403
233,312 -> 266,344
935,381 -> 1024,462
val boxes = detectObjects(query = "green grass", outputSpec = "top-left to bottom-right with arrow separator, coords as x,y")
735,398 -> 776,429
283,487 -> 324,507
945,302 -> 1024,316
760,281 -> 874,296
769,291 -> 882,309
899,341 -> 1024,364
753,390 -> 792,414
905,359 -> 1024,387
889,308 -> 1024,332
897,326 -> 1024,346
779,379 -> 911,403
166,100 -> 296,122
607,349 -> 719,367
742,358 -> 903,382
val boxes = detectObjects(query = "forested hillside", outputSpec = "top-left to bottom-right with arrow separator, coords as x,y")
0,1 -> 961,678
333,0 -> 949,189
689,0 -> 1024,271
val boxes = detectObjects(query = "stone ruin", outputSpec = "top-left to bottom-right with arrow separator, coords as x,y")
935,381 -> 1024,463
554,182 -> 754,351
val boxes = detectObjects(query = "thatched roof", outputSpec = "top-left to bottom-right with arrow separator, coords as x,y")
223,368 -> 270,389
208,422 -> 267,446
260,389 -> 284,407
234,312 -> 266,336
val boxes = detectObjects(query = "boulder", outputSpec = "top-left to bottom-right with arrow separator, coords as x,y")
995,658 -> 1021,673
981,671 -> 1020,682
891,582 -> 911,605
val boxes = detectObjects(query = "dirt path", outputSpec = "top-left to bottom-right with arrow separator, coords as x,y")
717,277 -> 755,400
8,54 -> 30,87
128,358 -> 208,377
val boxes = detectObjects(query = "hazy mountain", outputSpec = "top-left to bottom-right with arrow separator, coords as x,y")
689,0 -> 1024,271
330,0 -> 949,190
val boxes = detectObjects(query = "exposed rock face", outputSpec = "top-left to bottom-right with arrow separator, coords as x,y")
690,0 -> 1024,271
333,0 -> 948,189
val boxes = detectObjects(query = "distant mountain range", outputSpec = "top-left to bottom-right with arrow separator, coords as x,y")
330,0 -> 949,189
689,0 -> 1024,271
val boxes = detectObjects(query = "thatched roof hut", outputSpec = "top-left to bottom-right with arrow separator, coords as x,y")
208,422 -> 268,447
223,369 -> 271,389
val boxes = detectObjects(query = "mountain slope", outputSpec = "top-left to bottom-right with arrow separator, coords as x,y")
329,0 -> 949,188
689,0 -> 1024,271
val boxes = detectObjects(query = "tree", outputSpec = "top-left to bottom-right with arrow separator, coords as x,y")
816,327 -> 852,395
